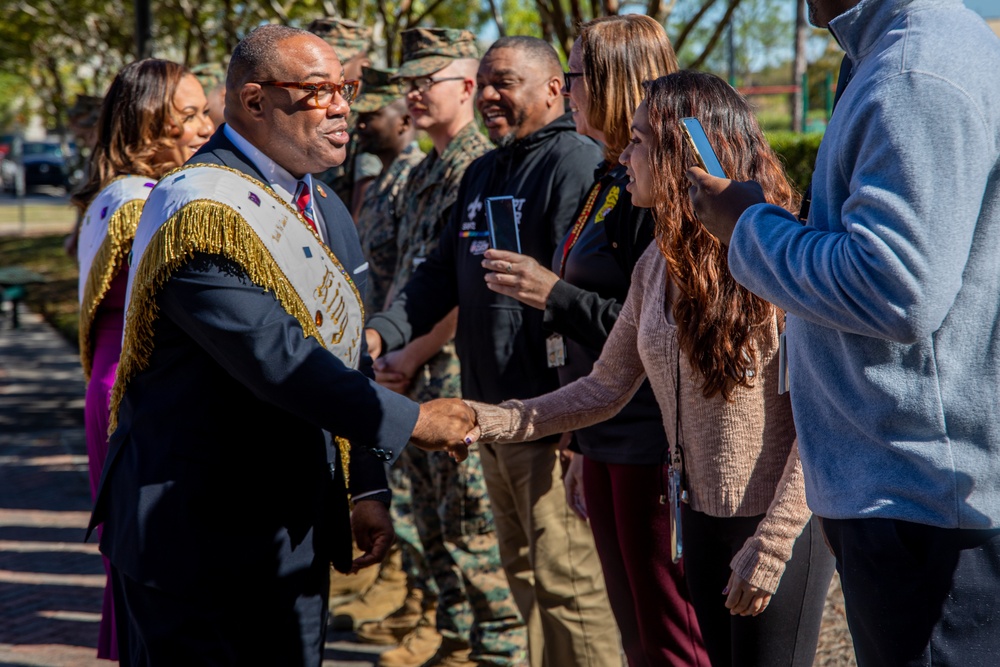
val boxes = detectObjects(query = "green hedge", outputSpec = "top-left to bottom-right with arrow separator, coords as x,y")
767,131 -> 824,194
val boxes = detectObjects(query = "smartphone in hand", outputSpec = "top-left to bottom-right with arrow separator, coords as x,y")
681,117 -> 727,179
486,196 -> 521,253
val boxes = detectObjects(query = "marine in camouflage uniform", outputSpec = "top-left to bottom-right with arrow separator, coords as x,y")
354,67 -> 426,316
307,17 -> 382,209
357,140 -> 422,314
384,28 -> 526,666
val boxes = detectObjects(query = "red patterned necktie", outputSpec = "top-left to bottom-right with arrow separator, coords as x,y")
294,180 -> 318,233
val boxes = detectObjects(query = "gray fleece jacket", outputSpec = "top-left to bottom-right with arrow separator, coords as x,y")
729,0 -> 1000,529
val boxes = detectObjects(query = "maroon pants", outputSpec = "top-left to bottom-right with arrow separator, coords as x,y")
582,457 -> 709,667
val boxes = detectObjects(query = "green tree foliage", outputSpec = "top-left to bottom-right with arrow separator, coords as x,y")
767,130 -> 822,193
0,0 -> 803,131
0,0 -> 134,131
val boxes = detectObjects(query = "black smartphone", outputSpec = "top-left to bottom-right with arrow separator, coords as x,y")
680,117 -> 727,179
486,196 -> 521,253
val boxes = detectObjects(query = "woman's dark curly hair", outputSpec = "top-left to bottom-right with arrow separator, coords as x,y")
643,71 -> 798,399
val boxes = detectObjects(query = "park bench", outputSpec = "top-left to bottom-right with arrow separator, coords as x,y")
0,266 -> 46,329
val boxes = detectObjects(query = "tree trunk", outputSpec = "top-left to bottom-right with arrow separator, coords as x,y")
792,0 -> 808,132
45,56 -> 67,136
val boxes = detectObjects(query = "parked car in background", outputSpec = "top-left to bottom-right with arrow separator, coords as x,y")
22,141 -> 75,190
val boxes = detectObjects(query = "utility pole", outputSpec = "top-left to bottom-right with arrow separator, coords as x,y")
727,22 -> 736,87
136,0 -> 153,59
792,0 -> 809,132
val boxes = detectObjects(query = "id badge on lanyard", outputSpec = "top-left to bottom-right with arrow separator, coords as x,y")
546,333 -> 566,368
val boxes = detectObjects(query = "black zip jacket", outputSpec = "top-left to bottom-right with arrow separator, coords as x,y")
368,114 -> 602,407
544,162 -> 667,464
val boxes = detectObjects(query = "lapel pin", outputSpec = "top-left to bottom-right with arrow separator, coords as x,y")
316,184 -> 327,198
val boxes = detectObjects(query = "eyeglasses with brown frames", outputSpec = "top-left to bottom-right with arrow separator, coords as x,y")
253,80 -> 360,108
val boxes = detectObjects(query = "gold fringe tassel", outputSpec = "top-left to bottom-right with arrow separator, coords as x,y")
78,200 -> 144,380
108,199 -> 351,477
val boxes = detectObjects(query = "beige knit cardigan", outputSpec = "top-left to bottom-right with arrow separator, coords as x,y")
468,244 -> 811,594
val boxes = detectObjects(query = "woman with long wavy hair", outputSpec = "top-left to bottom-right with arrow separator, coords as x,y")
72,58 -> 213,659
479,16 -> 708,666
469,71 -> 835,666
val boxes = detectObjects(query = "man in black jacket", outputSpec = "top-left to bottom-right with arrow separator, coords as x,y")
366,36 -> 619,666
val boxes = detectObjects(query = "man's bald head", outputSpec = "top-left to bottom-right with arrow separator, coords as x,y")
227,25 -> 316,92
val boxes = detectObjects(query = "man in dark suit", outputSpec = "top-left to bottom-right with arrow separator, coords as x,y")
89,25 -> 473,666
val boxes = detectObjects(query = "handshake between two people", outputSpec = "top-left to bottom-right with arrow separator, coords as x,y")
411,399 -> 482,462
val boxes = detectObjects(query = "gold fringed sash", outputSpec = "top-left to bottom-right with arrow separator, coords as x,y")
78,199 -> 144,379
111,164 -> 367,483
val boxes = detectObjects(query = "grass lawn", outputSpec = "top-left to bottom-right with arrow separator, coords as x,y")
0,201 -> 77,227
0,233 -> 80,348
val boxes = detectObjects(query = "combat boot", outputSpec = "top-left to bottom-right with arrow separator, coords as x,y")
329,543 -> 401,607
329,550 -> 408,630
420,636 -> 474,667
356,588 -> 435,645
328,557 -> 380,608
377,623 -> 443,667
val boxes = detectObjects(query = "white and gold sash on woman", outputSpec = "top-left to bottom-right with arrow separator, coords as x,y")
111,163 -> 366,436
77,175 -> 155,379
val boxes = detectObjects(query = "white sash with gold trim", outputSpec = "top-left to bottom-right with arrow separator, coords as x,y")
112,163 -> 365,434
77,175 -> 155,378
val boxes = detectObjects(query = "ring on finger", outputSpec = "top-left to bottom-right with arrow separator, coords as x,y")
505,262 -> 513,274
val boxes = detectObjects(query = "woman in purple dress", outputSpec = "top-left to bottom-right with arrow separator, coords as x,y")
73,58 -> 213,659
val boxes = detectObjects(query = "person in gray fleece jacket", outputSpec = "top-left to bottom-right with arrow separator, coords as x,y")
688,0 -> 1000,664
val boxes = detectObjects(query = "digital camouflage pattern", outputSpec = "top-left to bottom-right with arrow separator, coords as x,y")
357,142 -> 425,316
352,66 -> 406,115
306,16 -> 372,61
190,62 -> 225,93
389,121 -> 491,293
394,27 -> 479,79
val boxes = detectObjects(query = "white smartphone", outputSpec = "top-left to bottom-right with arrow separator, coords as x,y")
680,117 -> 727,179
486,196 -> 521,253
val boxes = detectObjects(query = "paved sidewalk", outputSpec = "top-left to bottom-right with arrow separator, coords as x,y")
0,310 -> 386,666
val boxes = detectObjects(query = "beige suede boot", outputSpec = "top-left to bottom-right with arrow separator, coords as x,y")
377,624 -> 443,667
329,549 -> 407,630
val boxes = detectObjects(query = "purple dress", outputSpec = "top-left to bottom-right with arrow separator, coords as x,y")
84,271 -> 126,661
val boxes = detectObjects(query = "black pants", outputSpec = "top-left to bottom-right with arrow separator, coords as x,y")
682,508 -> 834,667
821,517 -> 1000,667
111,565 -> 328,667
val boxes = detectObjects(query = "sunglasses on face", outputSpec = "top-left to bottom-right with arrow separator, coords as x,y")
253,79 -> 360,107
563,71 -> 584,91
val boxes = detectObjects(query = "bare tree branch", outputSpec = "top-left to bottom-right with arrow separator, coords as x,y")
488,0 -> 507,36
411,0 -> 450,28
674,0 -> 718,53
689,0 -> 742,69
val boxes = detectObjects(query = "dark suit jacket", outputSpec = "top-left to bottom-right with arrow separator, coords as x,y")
89,128 -> 418,595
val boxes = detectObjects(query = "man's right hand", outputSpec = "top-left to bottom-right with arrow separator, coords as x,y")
411,398 -> 477,462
